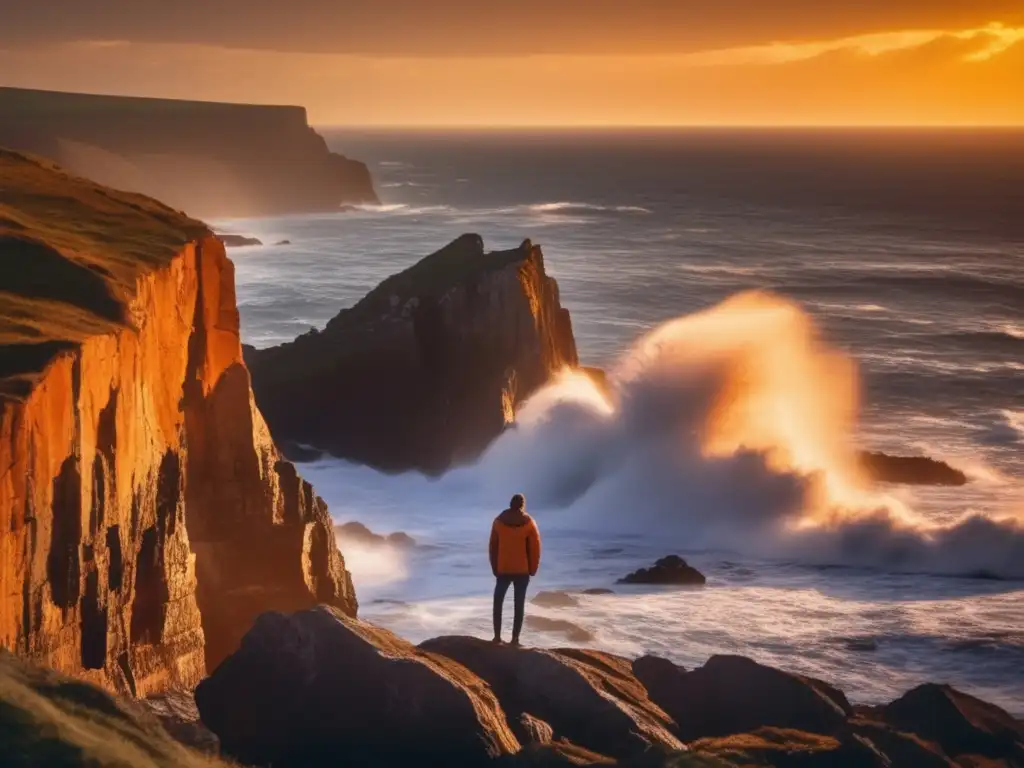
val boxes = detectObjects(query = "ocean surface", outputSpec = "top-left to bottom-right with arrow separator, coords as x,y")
217,129 -> 1024,714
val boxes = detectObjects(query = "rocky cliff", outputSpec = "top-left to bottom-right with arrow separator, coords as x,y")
245,234 -> 579,474
0,87 -> 378,218
0,149 -> 356,699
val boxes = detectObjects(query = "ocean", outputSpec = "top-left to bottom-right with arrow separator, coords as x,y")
216,129 -> 1024,714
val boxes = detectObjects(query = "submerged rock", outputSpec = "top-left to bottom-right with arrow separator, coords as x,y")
196,607 -> 519,767
532,591 -> 581,609
582,588 -> 615,596
420,636 -> 681,759
618,555 -> 707,586
857,451 -> 968,486
246,234 -> 579,474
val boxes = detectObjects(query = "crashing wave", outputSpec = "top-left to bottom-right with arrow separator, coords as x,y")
475,291 -> 1024,579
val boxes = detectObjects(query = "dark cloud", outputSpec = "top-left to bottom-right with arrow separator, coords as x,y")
1,0 -> 1021,55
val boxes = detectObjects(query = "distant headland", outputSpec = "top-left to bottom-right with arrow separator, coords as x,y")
0,86 -> 378,218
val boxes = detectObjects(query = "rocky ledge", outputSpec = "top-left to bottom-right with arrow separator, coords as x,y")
246,234 -> 579,474
0,150 -> 355,698
188,605 -> 1024,767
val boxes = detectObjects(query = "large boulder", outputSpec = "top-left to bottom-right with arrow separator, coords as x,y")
618,556 -> 707,586
195,608 -> 520,767
246,234 -> 579,473
421,636 -> 682,759
881,683 -> 1024,761
636,654 -> 852,741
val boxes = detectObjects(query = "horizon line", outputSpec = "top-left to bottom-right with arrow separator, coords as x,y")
313,122 -> 1024,131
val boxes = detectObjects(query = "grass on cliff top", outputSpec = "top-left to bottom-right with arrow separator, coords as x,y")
0,148 -> 208,399
0,651 -> 229,768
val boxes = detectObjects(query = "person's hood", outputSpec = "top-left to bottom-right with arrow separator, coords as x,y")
497,508 -> 532,527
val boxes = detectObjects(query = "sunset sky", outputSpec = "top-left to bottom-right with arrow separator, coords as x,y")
2,1 -> 1022,126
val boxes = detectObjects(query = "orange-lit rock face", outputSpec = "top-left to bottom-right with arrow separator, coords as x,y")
0,232 -> 356,697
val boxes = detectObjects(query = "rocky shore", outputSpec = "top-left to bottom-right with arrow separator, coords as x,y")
5,605 -> 1022,767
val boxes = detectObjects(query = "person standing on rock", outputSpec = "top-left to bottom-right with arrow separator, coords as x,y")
489,493 -> 541,646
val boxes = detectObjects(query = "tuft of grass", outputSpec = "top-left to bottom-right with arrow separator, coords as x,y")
0,148 -> 208,400
0,650 -> 230,768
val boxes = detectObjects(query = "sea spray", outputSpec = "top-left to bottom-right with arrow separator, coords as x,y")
475,291 -> 1024,578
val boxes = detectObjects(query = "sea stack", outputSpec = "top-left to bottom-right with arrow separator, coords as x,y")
246,234 -> 579,474
0,150 -> 356,698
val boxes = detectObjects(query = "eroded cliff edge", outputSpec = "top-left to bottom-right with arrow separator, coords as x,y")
246,234 -> 579,474
0,149 -> 356,698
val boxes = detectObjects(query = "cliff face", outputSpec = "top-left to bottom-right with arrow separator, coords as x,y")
0,87 -> 378,218
246,234 -> 578,474
0,150 -> 355,698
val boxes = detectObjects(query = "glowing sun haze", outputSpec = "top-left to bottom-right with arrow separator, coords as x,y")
1,1 -> 1021,125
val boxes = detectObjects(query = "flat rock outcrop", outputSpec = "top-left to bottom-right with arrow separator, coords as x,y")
420,636 -> 682,759
247,234 -> 579,473
618,555 -> 707,586
0,150 -> 355,698
195,607 -> 520,767
0,86 -> 378,218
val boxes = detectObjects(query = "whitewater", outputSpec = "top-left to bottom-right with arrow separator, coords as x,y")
223,128 -> 1024,714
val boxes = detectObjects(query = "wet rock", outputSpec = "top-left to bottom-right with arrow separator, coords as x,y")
617,555 -> 706,586
638,654 -> 853,741
882,683 -> 1024,761
196,607 -> 519,767
275,239 -> 292,245
857,451 -> 967,486
217,233 -> 263,247
420,636 -> 681,759
525,616 -> 594,643
247,235 -> 579,474
582,588 -> 615,596
532,591 -> 581,609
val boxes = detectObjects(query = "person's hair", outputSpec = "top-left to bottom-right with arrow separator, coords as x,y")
510,493 -> 525,511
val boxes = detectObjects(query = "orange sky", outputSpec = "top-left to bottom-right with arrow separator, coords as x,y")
1,3 -> 1022,125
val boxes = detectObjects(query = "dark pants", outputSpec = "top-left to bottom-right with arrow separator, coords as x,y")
493,575 -> 530,640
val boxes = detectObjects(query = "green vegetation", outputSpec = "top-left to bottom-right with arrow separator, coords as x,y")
0,148 -> 207,399
0,651 -> 228,768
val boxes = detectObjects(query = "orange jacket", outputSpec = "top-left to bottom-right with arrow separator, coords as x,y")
489,510 -> 541,576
